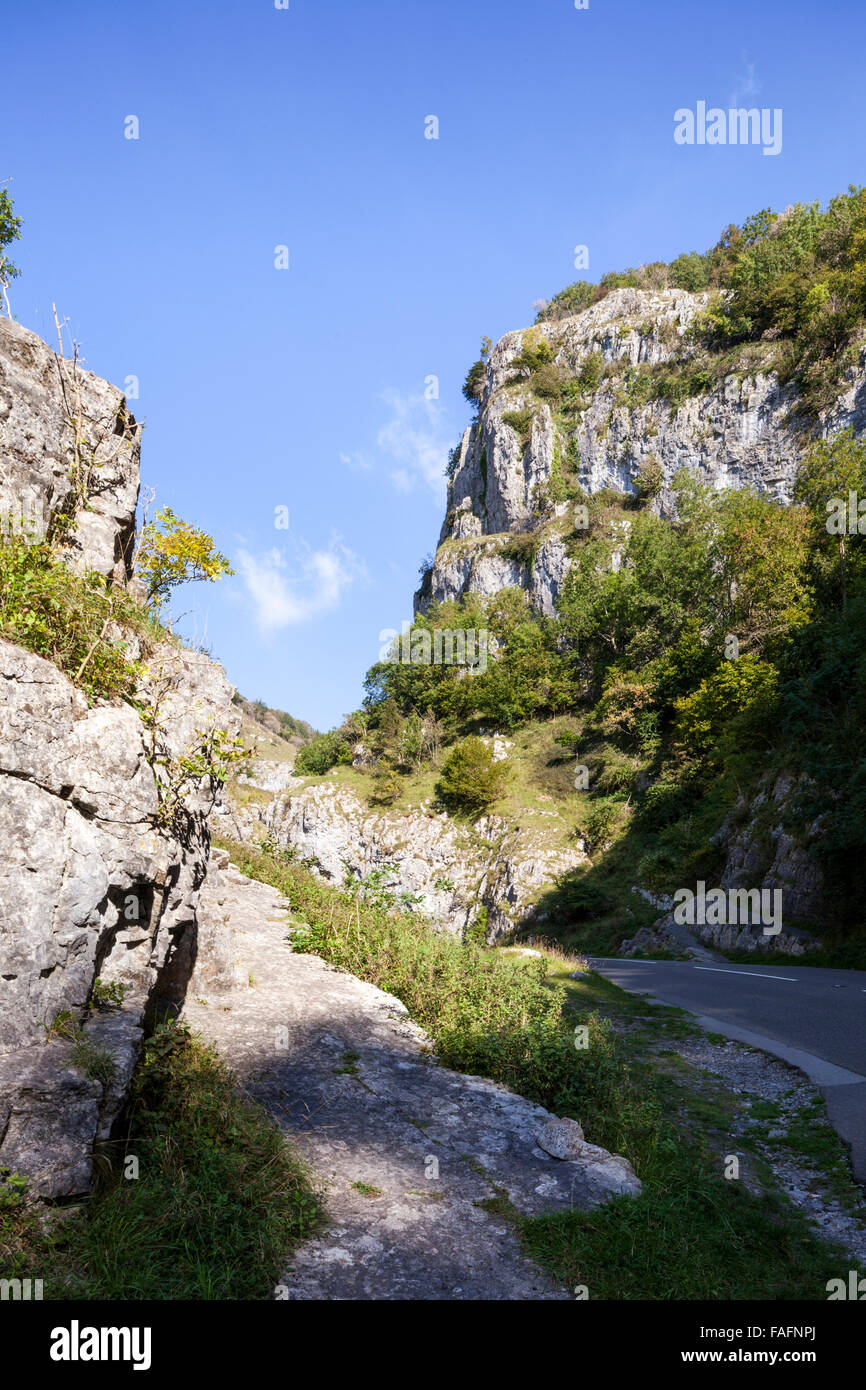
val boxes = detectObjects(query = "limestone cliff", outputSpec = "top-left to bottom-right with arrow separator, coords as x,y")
0,322 -> 239,1197
217,773 -> 587,942
417,287 -> 866,615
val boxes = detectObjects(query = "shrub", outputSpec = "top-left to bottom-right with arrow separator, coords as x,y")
0,186 -> 23,311
0,532 -> 151,702
502,409 -> 535,445
435,736 -> 508,815
634,454 -> 664,500
674,655 -> 780,759
135,507 -> 233,604
577,351 -> 604,392
294,730 -> 353,776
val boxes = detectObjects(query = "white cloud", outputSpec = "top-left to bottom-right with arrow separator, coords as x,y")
375,387 -> 451,502
729,60 -> 759,108
236,541 -> 361,632
340,449 -> 373,471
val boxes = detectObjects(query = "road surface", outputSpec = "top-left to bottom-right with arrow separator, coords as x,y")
590,957 -> 866,1181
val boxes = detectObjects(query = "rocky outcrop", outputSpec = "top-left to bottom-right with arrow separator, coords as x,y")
418,288 -> 866,613
219,778 -> 587,942
183,866 -> 641,1300
0,322 -> 239,1198
0,318 -> 141,580
0,636 -> 239,1196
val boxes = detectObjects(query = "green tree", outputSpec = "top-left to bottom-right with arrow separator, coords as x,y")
713,488 -> 812,650
0,186 -> 23,316
795,428 -> 866,607
294,730 -> 352,776
462,336 -> 492,405
435,736 -> 508,816
135,507 -> 233,604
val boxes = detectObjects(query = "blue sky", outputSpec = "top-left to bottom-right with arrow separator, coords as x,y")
2,0 -> 864,728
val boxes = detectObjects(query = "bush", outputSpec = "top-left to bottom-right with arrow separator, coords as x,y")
294,730 -> 353,776
674,655 -> 780,759
502,409 -> 535,444
135,507 -> 233,604
219,840 -> 619,1120
577,351 -> 604,392
634,454 -> 664,500
435,736 -> 508,815
0,532 -> 152,702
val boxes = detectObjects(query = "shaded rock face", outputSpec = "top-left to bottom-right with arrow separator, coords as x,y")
218,778 -> 586,943
699,774 -> 825,954
418,288 -> 866,613
0,638 -> 238,1196
0,323 -> 239,1197
0,318 -> 141,581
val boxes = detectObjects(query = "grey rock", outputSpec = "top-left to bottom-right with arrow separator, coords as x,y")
0,323 -> 241,1197
536,1116 -> 585,1158
184,869 -> 642,1300
418,290 -> 865,615
0,317 -> 141,581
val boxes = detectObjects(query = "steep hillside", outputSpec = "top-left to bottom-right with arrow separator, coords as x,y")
233,191 -> 866,965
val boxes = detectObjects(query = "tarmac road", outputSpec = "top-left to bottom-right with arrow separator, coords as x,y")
590,957 -> 866,1181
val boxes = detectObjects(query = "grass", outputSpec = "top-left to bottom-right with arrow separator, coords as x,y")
1,1022 -> 321,1299
217,837 -> 621,1122
221,837 -> 858,1300
0,530 -> 165,703
720,941 -> 866,971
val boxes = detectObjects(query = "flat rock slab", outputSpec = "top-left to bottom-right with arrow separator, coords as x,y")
184,871 -> 632,1300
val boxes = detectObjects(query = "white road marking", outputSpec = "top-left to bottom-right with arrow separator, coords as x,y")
693,966 -> 797,982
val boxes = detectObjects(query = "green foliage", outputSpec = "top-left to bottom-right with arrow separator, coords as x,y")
294,729 -> 353,776
220,840 -> 620,1120
135,506 -> 233,603
501,529 -> 540,566
795,427 -> 866,605
435,736 -> 508,815
633,454 -> 664,500
462,337 -> 492,405
502,408 -> 534,444
535,186 -> 866,418
577,350 -> 604,392
667,250 -> 711,291
0,531 -> 152,702
89,978 -> 129,1010
144,724 -> 248,828
362,589 -> 575,736
45,1023 -> 322,1299
535,280 -> 596,323
0,1170 -> 29,1213
674,655 -> 780,760
0,186 -> 23,302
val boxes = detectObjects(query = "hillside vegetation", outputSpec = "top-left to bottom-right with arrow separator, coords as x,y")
292,193 -> 866,961
532,186 -> 866,418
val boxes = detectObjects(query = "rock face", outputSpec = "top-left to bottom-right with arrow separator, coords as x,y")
0,318 -> 141,580
417,288 -> 866,613
0,323 -> 239,1197
218,778 -> 587,942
